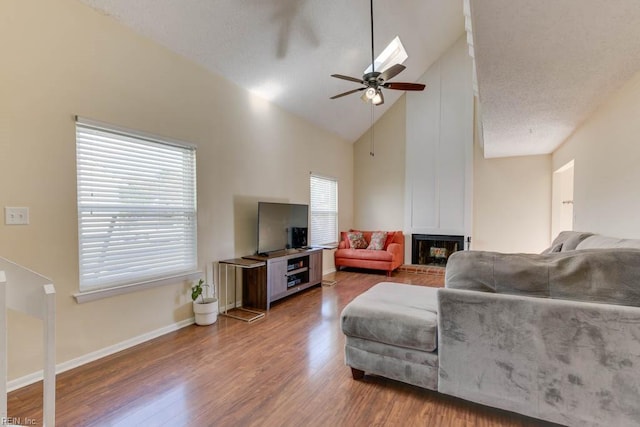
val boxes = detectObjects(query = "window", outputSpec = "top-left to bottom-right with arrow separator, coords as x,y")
75,117 -> 197,294
363,36 -> 408,74
310,174 -> 338,246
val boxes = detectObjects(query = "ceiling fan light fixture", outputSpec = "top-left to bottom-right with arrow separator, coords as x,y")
364,87 -> 377,99
372,91 -> 383,105
361,87 -> 383,105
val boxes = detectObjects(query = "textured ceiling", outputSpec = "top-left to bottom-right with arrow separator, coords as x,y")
80,0 -> 465,143
469,0 -> 640,158
78,1 -> 640,157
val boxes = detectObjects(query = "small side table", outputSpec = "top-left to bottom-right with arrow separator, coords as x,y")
218,258 -> 266,322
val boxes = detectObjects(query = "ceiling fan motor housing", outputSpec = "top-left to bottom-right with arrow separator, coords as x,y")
328,0 -> 425,103
363,71 -> 384,88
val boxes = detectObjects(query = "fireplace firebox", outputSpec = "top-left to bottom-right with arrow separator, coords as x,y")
412,234 -> 465,266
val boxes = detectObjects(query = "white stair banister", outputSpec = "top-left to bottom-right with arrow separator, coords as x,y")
1,270 -> 7,424
1,258 -> 56,427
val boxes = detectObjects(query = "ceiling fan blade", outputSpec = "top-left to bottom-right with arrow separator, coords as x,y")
330,87 -> 366,99
331,74 -> 365,84
384,82 -> 426,91
379,64 -> 406,82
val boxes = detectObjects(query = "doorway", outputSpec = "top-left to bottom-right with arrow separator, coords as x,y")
552,160 -> 574,240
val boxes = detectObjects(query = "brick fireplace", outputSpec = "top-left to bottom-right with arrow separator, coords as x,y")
411,234 -> 465,266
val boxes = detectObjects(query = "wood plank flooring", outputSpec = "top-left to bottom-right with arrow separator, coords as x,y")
8,270 -> 560,426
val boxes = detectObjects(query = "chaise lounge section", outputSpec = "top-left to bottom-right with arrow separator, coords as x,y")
340,282 -> 439,390
341,231 -> 640,427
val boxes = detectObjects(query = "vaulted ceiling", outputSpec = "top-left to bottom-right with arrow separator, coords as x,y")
80,0 -> 464,143
80,0 -> 640,158
468,0 -> 640,157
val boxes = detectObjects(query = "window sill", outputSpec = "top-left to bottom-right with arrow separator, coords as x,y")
73,270 -> 202,304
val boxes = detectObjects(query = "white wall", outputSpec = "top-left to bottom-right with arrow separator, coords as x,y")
0,0 -> 353,380
472,139 -> 552,253
553,69 -> 640,238
405,36 -> 474,238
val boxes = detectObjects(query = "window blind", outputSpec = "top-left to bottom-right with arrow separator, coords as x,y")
76,119 -> 197,291
310,174 -> 338,246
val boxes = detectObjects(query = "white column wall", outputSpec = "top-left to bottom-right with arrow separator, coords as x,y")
404,36 -> 474,260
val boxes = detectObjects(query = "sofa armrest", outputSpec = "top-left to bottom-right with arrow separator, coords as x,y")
437,288 -> 640,426
386,242 -> 404,263
338,241 -> 347,249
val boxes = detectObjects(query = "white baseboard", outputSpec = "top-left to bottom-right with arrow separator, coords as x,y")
8,318 -> 195,392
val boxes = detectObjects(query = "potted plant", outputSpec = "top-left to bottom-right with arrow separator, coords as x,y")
191,278 -> 218,325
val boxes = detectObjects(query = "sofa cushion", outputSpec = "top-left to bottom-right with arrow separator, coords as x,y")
560,231 -> 594,251
335,248 -> 393,262
366,231 -> 388,250
540,242 -> 563,254
445,248 -> 640,307
541,231 -> 640,252
383,231 -> 396,249
346,231 -> 368,249
445,251 -> 550,296
576,234 -> 640,250
341,282 -> 439,352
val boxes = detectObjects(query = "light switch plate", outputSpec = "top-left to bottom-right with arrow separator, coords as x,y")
5,207 -> 29,225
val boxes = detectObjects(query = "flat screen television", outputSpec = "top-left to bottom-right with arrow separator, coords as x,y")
257,202 -> 309,255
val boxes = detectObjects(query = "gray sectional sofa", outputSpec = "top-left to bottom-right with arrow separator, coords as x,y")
341,231 -> 640,427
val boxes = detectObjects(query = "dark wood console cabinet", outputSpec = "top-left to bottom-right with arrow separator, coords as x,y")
243,248 -> 323,310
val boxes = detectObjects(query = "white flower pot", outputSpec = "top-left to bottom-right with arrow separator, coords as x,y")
193,297 -> 218,326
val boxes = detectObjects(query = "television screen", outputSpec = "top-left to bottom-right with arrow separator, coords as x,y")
257,202 -> 309,255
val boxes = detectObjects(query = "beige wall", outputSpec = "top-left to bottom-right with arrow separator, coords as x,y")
1,0 -> 352,380
553,70 -> 640,239
353,97 -> 406,231
472,141 -> 552,253
473,42 -> 640,251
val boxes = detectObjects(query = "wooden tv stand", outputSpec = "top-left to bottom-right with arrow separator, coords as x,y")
242,248 -> 322,310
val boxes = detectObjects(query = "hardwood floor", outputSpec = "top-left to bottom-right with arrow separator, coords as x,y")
8,270 -> 559,426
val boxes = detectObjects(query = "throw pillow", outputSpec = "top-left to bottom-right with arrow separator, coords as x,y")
540,242 -> 563,254
562,232 -> 594,251
347,231 -> 368,249
367,231 -> 388,250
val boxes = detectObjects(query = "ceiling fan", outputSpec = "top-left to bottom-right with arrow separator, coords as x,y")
329,0 -> 426,106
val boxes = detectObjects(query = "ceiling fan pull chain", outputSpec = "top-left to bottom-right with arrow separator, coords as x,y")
370,104 -> 375,157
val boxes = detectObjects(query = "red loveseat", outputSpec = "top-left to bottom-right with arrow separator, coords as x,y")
334,230 -> 405,276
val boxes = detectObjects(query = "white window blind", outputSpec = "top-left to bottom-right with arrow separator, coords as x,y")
76,118 -> 197,292
310,174 -> 338,246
